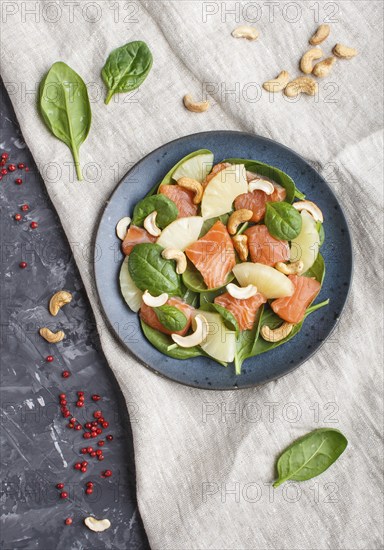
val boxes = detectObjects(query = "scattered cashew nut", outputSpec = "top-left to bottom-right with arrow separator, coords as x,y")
171,314 -> 209,348
144,211 -> 161,237
261,322 -> 294,342
332,43 -> 358,59
293,200 -> 323,222
275,260 -> 304,275
262,71 -> 290,93
232,235 -> 249,262
231,26 -> 259,41
116,216 -> 131,240
49,290 -> 72,316
161,248 -> 187,274
183,94 -> 210,113
177,177 -> 203,204
313,57 -> 336,78
248,178 -> 274,194
142,290 -> 168,308
39,327 -> 65,343
227,209 -> 253,235
226,283 -> 258,300
309,24 -> 330,46
84,517 -> 111,532
300,47 -> 323,74
284,77 -> 318,98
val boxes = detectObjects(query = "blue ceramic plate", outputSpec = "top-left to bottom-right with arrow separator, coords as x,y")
94,131 -> 352,390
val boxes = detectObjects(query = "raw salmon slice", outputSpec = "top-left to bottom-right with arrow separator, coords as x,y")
214,292 -> 267,331
159,184 -> 198,217
271,275 -> 321,324
245,225 -> 290,267
185,220 -> 236,289
234,183 -> 286,222
140,297 -> 194,336
203,162 -> 232,188
122,225 -> 156,256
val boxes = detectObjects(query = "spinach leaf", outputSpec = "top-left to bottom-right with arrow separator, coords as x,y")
129,243 -> 181,296
160,149 -> 213,186
154,305 -> 187,332
200,296 -> 239,335
265,202 -> 302,240
316,221 -> 325,246
273,428 -> 348,487
200,214 -> 230,237
182,262 -> 234,293
304,253 -> 325,284
234,306 -> 264,375
182,288 -> 199,307
132,195 -> 178,228
39,62 -> 91,181
102,41 -> 153,105
224,158 -> 305,203
141,320 -> 201,359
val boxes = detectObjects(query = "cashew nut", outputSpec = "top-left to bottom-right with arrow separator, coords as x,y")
262,71 -> 290,93
171,314 -> 209,348
232,235 -> 249,262
332,43 -> 358,59
293,200 -> 323,222
84,517 -> 111,532
300,47 -> 323,74
275,260 -> 304,275
313,57 -> 336,78
177,177 -> 203,204
39,327 -> 65,343
248,178 -> 274,194
142,290 -> 168,307
227,209 -> 253,235
226,283 -> 258,300
284,77 -> 318,98
49,290 -> 72,316
144,211 -> 161,237
183,94 -> 210,113
161,248 -> 187,274
116,216 -> 131,240
231,26 -> 259,41
309,24 -> 330,46
261,322 -> 294,342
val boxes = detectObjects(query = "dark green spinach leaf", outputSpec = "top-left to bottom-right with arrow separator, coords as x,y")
102,41 -> 153,105
273,428 -> 348,487
129,243 -> 181,296
304,253 -> 325,284
154,305 -> 187,332
39,62 -> 91,181
265,202 -> 302,240
182,262 -> 234,293
200,214 -> 230,237
234,306 -> 264,375
132,195 -> 178,228
200,296 -> 239,335
141,320 -> 201,359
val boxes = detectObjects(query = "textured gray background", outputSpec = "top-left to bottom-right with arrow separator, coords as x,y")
0,81 -> 149,550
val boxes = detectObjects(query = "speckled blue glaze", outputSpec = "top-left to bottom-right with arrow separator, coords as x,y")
95,132 -> 352,390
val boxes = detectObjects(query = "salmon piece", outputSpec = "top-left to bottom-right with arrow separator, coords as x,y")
214,292 -> 267,331
234,183 -> 286,222
159,185 -> 198,217
122,225 -> 156,256
271,275 -> 321,324
185,220 -> 236,289
203,162 -> 232,188
245,225 -> 290,267
140,297 -> 194,336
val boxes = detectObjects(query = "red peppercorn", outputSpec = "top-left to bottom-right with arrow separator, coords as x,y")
1,152 -> 9,160
14,213 -> 22,221
0,161 -> 5,167
98,440 -> 105,447
25,167 -> 30,172
68,423 -> 75,429
60,491 -> 68,499
83,432 -> 91,439
19,262 -> 27,269
70,418 -> 76,423
86,446 -> 93,453
76,401 -> 84,408
18,163 -> 25,169
1,169 -> 7,175
21,204 -> 29,211
81,461 -> 88,467
56,483 -> 64,490
60,398 -> 67,405
85,487 -> 93,495
97,418 -> 105,425
102,421 -> 109,428
90,451 -> 97,457
86,481 -> 94,488
74,424 -> 82,431
80,466 -> 87,473
59,393 -> 66,399
8,164 -> 16,172
74,463 -> 81,470
92,394 -> 101,401
30,221 -> 38,229
91,426 -> 97,432
96,428 -> 102,435
106,435 -> 113,441
81,448 -> 88,454
77,391 -> 84,397
63,411 -> 71,418
62,370 -> 70,378
103,470 -> 112,477
0,175 -> 2,180
96,450 -> 102,456
46,355 -> 54,362
85,423 -> 92,429
91,432 -> 97,438
98,455 -> 104,461
93,411 -> 102,419
78,395 -> 85,402
92,421 -> 98,427
65,517 -> 72,525
15,178 -> 22,185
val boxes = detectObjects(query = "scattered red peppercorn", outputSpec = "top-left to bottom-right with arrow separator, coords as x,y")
90,451 -> 97,457
86,481 -> 94,487
15,178 -> 22,185
98,440 -> 105,447
92,394 -> 101,401
1,152 -> 9,160
74,424 -> 82,431
93,411 -> 102,419
14,213 -> 22,221
18,163 -> 25,169
25,167 -> 30,172
77,391 -> 84,396
96,428 -> 102,435
56,483 -> 64,490
96,450 -> 102,456
65,517 -> 73,525
59,393 -> 66,399
30,221 -> 38,229
8,164 -> 16,172
91,432 -> 97,438
92,421 -> 98,427
106,435 -> 113,441
85,487 -> 93,495
21,204 -> 29,211
86,446 -> 93,453
46,355 -> 54,362
63,411 -> 71,418
62,370 -> 71,378
98,455 -> 104,461
0,161 -> 5,168
68,423 -> 74,429
85,423 -> 92,430
103,470 -> 112,477
74,463 -> 81,470
80,466 -> 87,473
60,491 -> 68,499
81,461 -> 88,467
83,432 -> 91,439
19,262 -> 27,269
60,399 -> 67,406
81,448 -> 88,454
76,401 -> 84,408
102,421 -> 109,428
97,418 -> 105,425
1,169 -> 7,175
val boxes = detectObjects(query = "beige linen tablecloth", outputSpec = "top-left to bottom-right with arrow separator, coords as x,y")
1,1 -> 383,548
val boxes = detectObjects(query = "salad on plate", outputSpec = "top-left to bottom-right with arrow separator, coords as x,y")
117,149 -> 329,374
